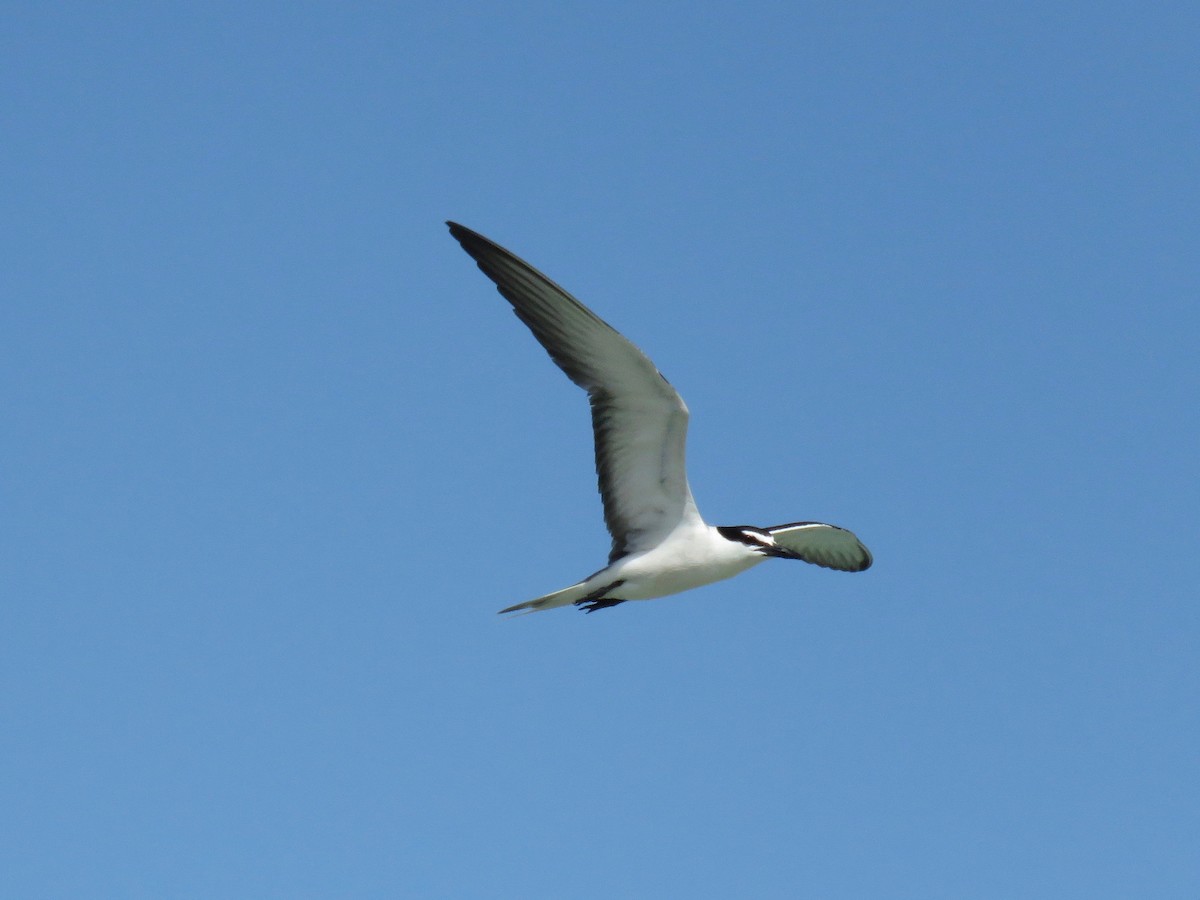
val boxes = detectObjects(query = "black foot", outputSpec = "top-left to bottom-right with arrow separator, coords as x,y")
572,579 -> 626,614
575,597 -> 626,614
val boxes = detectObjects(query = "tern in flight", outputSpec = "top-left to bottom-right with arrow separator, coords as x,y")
447,222 -> 872,614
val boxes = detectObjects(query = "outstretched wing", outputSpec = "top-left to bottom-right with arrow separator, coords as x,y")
447,222 -> 703,561
767,522 -> 873,572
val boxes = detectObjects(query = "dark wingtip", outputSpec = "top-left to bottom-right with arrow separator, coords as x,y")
446,222 -> 493,258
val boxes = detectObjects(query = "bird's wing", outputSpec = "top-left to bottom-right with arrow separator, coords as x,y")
766,522 -> 873,572
447,222 -> 702,561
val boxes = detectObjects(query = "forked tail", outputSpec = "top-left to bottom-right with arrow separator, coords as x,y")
499,575 -> 631,615
498,580 -> 594,615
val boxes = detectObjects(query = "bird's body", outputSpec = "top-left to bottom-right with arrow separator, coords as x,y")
610,526 -> 766,600
556,525 -> 768,610
447,222 -> 872,614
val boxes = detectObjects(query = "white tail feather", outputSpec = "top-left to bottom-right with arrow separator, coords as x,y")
498,580 -> 593,615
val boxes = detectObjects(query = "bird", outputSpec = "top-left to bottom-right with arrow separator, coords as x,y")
447,221 -> 872,615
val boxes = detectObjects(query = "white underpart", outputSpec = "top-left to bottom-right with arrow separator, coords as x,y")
602,524 -> 768,601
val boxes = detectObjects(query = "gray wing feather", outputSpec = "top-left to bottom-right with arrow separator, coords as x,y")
767,522 -> 873,572
447,222 -> 700,561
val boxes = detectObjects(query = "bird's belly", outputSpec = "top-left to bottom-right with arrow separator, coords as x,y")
610,550 -> 765,601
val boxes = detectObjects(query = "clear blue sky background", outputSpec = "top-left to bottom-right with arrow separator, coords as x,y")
3,2 -> 1197,897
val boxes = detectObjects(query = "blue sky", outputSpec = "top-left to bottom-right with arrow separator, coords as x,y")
3,2 -> 1197,897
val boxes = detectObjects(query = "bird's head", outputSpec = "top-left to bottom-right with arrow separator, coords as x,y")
716,525 -> 796,559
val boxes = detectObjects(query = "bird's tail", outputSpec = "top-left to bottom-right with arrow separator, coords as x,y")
498,579 -> 594,616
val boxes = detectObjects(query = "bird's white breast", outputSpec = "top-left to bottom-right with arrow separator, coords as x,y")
607,526 -> 767,601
